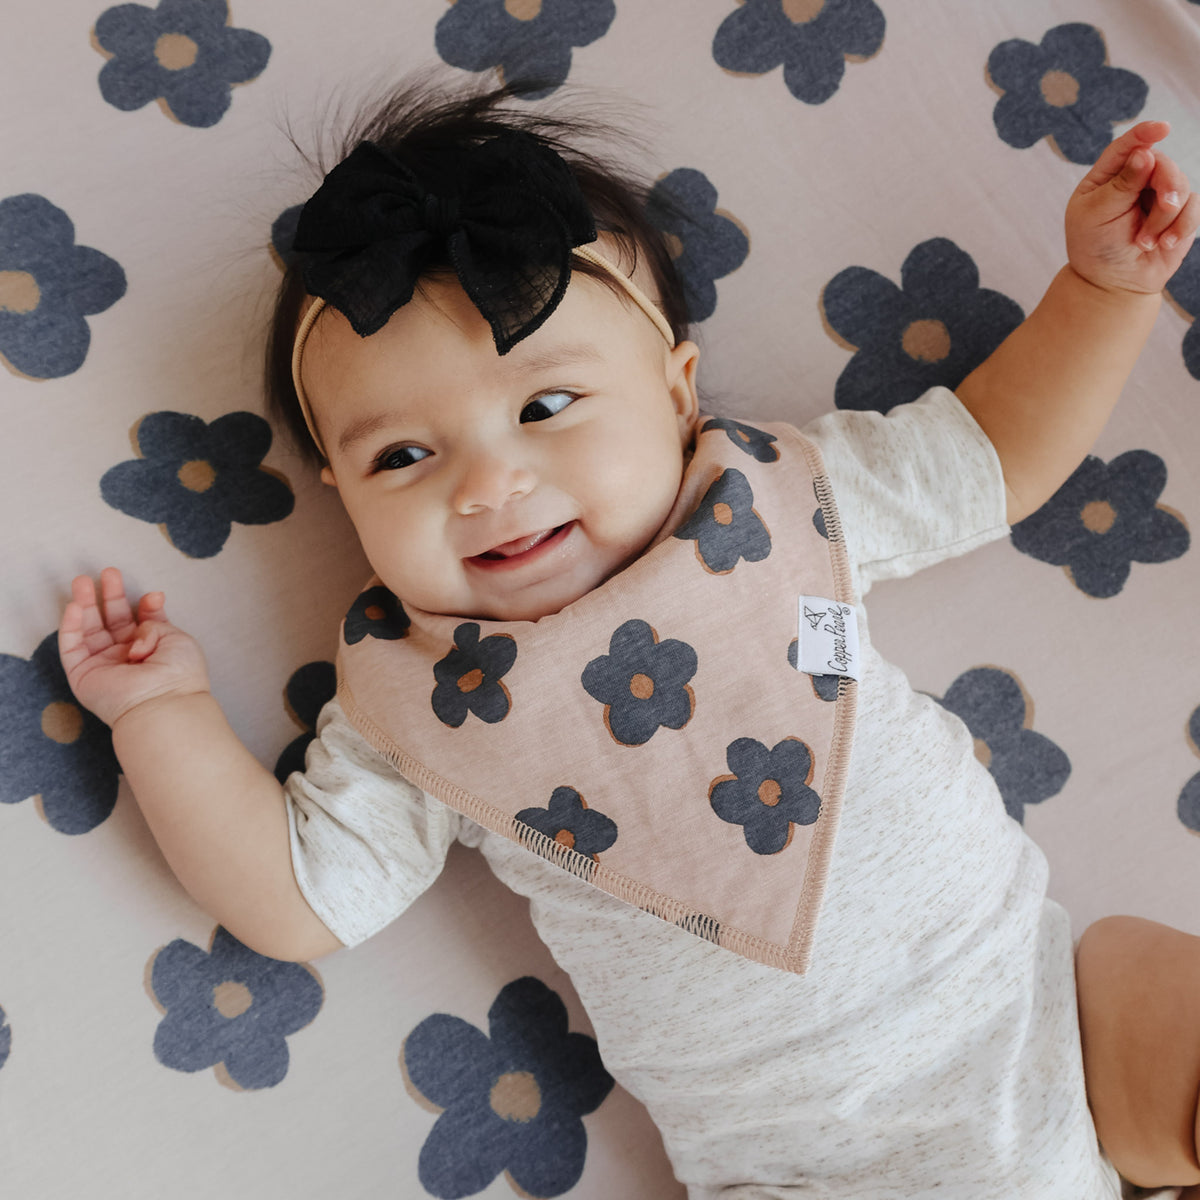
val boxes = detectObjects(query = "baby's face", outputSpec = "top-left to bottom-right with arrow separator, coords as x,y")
301,270 -> 699,622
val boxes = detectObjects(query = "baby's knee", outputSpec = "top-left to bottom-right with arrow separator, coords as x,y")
1076,915 -> 1200,1187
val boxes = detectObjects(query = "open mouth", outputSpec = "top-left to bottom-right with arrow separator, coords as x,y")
469,522 -> 573,567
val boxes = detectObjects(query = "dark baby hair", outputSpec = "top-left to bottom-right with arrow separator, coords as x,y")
265,76 -> 691,466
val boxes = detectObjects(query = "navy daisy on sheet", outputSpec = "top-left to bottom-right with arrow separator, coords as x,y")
403,976 -> 613,1199
93,0 -> 271,128
269,203 -> 303,271
273,661 -> 336,783
935,667 -> 1070,823
1011,451 -> 1189,598
432,623 -> 517,727
343,585 -> 411,645
517,786 -> 618,866
582,619 -> 697,746
645,169 -> 749,323
100,411 -> 294,558
150,926 -> 323,1090
709,736 -> 820,854
0,1006 -> 9,1070
700,417 -> 779,463
674,468 -> 772,574
712,0 -> 885,106
822,237 -> 1024,414
1178,704 -> 1200,834
1165,240 -> 1200,381
1,632 -> 120,835
986,23 -> 1147,164
0,194 -> 125,380
435,0 -> 615,99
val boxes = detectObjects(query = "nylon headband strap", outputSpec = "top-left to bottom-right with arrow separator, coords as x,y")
290,244 -> 677,459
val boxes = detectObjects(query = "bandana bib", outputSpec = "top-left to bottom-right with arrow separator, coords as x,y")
337,417 -> 858,973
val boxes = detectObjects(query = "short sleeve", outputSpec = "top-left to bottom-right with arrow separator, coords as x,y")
284,695 -> 461,946
801,387 -> 1009,596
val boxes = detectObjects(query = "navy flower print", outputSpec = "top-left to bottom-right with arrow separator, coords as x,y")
269,203 -> 303,271
1011,451 -> 1189,598
435,0 -> 615,100
935,667 -> 1070,823
1178,704 -> 1200,834
432,623 -> 517,727
0,194 -> 125,380
713,0 -> 885,106
674,468 -> 771,574
100,411 -> 294,558
645,169 -> 749,323
822,237 -> 1024,414
403,976 -> 613,1199
582,619 -> 697,746
709,736 -> 821,854
0,1006 -> 10,1070
1165,240 -> 1200,381
93,0 -> 271,128
343,585 -> 411,645
987,24 -> 1147,164
150,926 -> 323,1090
517,786 -> 618,864
273,661 -> 336,783
1,632 -> 120,835
700,417 -> 779,463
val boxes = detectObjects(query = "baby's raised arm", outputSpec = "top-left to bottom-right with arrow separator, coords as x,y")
59,567 -> 342,961
957,120 -> 1199,524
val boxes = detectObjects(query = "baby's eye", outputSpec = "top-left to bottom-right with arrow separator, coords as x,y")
520,391 -> 577,423
373,445 -> 431,472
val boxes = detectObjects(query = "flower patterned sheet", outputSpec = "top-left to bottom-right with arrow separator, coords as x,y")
1,2 -> 1198,1198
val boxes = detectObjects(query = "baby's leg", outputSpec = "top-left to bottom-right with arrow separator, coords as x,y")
1076,915 -> 1200,1188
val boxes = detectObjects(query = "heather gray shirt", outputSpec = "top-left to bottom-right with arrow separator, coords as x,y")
286,388 -> 1119,1199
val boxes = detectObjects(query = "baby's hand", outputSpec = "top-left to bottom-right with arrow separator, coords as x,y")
1066,120 -> 1199,296
58,567 -> 210,728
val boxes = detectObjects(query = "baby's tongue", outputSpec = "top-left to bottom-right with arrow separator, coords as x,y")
483,529 -> 552,559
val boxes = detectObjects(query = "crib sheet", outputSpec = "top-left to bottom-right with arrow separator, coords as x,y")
2,2 -> 1198,1198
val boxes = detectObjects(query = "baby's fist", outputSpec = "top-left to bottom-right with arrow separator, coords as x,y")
1066,121 -> 1199,296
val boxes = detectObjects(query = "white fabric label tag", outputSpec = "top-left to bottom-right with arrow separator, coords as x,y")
797,596 -> 860,681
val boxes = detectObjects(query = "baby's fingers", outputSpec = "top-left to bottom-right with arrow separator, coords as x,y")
1136,154 -> 1191,251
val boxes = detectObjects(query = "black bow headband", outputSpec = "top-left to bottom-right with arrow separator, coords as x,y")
291,130 -> 598,353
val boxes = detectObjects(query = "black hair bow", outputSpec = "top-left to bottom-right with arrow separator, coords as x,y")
291,130 -> 597,353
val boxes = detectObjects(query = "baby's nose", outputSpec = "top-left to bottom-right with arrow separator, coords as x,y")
452,450 -> 536,515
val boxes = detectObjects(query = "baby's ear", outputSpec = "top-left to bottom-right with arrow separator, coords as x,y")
320,465 -> 338,488
667,339 -> 701,438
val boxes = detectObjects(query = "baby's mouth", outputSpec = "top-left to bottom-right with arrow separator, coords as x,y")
472,523 -> 571,563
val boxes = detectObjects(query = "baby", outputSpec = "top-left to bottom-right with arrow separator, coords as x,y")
58,82 -> 1200,1197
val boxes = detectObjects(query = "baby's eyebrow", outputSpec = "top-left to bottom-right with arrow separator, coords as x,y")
510,342 -> 604,375
336,410 -> 403,455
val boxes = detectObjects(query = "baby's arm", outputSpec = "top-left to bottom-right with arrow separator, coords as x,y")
956,121 -> 1200,524
59,567 -> 342,961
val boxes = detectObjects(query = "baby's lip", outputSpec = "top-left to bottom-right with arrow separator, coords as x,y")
466,522 -> 574,568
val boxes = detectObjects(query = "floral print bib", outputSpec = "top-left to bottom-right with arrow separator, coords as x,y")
337,417 -> 858,973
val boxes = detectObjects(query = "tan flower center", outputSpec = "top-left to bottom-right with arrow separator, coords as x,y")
1081,499 -> 1117,535
457,669 -> 484,693
901,319 -> 951,363
155,33 -> 199,71
554,828 -> 576,850
973,738 -> 993,770
490,1070 -> 542,1122
1040,70 -> 1080,108
712,502 -> 734,526
662,231 -> 685,260
42,700 -> 84,745
757,778 -> 783,807
503,0 -> 542,19
177,459 -> 216,493
782,0 -> 825,23
0,270 -> 40,314
364,605 -> 387,622
212,980 -> 254,1019
629,672 -> 655,700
